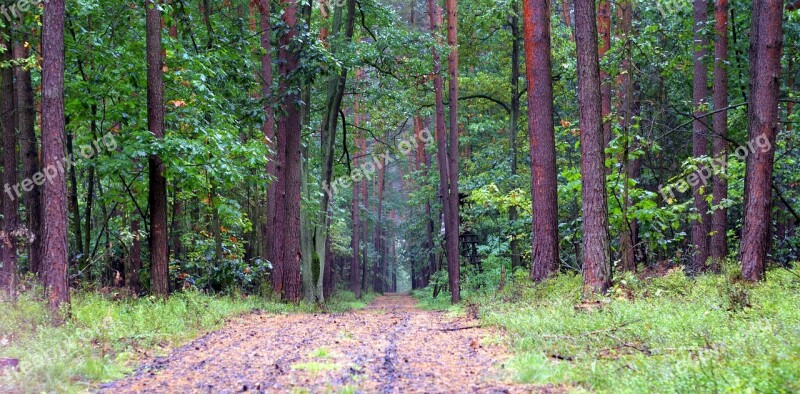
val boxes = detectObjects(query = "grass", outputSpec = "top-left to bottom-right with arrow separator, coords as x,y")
459,264 -> 800,393
0,287 -> 374,393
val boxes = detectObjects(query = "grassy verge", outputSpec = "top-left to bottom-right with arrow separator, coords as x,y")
463,265 -> 800,393
0,288 -> 373,393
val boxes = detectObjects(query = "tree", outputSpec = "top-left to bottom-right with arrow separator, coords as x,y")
691,0 -> 710,273
523,0 -> 559,281
709,0 -> 728,265
444,0 -> 461,304
1,32 -> 18,300
740,0 -> 784,282
574,0 -> 610,295
42,0 -> 70,321
597,0 -> 611,148
275,0 -> 303,302
145,0 -> 169,296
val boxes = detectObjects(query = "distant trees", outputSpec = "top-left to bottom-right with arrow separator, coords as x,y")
740,0 -> 784,281
1,32 -> 17,300
574,0 -> 610,295
523,0 -> 559,281
42,0 -> 70,320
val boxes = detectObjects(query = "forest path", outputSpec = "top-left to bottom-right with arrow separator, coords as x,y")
99,293 -> 538,393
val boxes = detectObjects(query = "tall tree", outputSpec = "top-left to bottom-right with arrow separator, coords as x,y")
275,0 -> 303,302
42,0 -> 70,320
444,0 -> 461,303
509,0 -> 522,270
523,0 -> 560,280
597,0 -> 611,148
691,0 -> 711,273
1,33 -> 18,300
574,0 -> 610,295
617,0 -> 636,273
740,0 -> 783,281
146,0 -> 169,296
13,38 -> 41,277
709,0 -> 728,265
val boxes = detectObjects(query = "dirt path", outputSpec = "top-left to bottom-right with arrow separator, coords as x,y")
99,294 -> 532,393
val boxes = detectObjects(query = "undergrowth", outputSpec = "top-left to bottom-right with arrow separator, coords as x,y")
466,265 -> 800,393
0,288 -> 373,393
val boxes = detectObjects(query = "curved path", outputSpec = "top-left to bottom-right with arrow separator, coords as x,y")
100,294 -> 533,393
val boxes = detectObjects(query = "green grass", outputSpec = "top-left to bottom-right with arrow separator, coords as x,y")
466,265 -> 800,393
0,288 -> 374,393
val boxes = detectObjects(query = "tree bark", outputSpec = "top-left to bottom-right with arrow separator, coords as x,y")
276,0 -> 303,302
617,0 -> 636,273
574,0 -> 611,295
709,0 -> 729,266
509,0 -> 522,270
740,0 -> 783,282
146,0 -> 169,296
523,0 -> 560,281
42,0 -> 70,321
598,0 -> 611,148
691,0 -> 711,273
444,0 -> 461,304
1,32 -> 18,300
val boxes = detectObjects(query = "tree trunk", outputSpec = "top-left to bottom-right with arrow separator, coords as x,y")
1,33 -> 17,300
146,0 -> 169,296
523,0 -> 560,281
574,0 -> 611,295
509,0 -> 522,271
709,0 -> 729,266
276,0 -> 303,302
444,0 -> 461,304
691,0 -> 710,273
740,0 -> 783,282
42,0 -> 70,321
13,41 -> 41,277
618,0 -> 636,273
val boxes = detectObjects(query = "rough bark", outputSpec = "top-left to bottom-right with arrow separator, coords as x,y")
444,0 -> 461,304
740,0 -> 783,282
709,0 -> 729,265
1,33 -> 17,300
509,0 -> 522,270
691,0 -> 711,273
574,0 -> 610,295
523,0 -> 560,281
598,0 -> 611,148
617,0 -> 636,273
146,0 -> 169,296
42,0 -> 70,321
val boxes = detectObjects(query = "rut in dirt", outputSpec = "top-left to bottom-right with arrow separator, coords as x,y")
99,293 -> 534,393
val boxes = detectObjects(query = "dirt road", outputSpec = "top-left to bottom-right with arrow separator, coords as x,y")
100,294 -> 530,393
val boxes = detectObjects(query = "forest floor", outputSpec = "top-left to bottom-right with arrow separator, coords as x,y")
98,293 -> 540,393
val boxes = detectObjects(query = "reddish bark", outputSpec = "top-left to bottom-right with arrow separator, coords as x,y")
523,0 -> 560,281
740,0 -> 783,282
574,0 -> 611,295
691,0 -> 711,273
1,33 -> 17,299
617,0 -> 636,273
444,0 -> 461,304
146,0 -> 169,296
709,0 -> 729,265
276,0 -> 303,301
42,0 -> 70,320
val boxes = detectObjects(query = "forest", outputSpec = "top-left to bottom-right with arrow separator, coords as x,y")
0,0 -> 798,392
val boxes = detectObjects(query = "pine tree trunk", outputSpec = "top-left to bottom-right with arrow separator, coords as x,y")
574,0 -> 611,295
509,0 -> 522,271
146,0 -> 169,296
523,0 -> 560,281
741,0 -> 783,282
445,0 -> 461,304
709,0 -> 729,266
1,32 -> 18,300
42,0 -> 70,321
598,0 -> 611,148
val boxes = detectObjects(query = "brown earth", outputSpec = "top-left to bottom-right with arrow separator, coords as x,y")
98,293 -> 536,393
